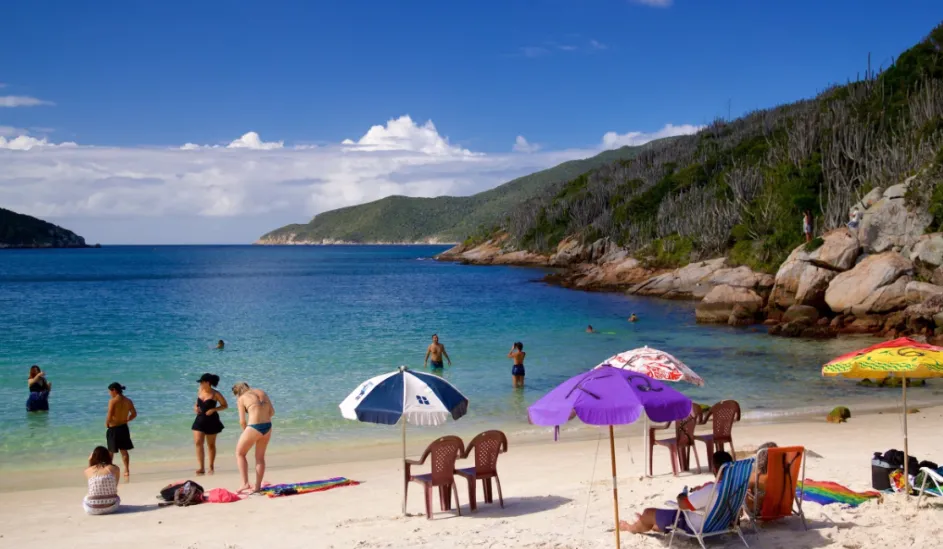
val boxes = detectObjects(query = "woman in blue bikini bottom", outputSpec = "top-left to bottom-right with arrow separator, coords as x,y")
232,381 -> 275,493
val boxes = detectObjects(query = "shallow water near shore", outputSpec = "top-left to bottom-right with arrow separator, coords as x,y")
1,245 -> 938,471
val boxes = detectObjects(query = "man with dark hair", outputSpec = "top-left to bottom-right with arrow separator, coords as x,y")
621,451 -> 734,534
424,334 -> 451,370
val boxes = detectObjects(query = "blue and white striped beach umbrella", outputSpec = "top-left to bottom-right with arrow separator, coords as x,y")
339,366 -> 469,514
339,366 -> 468,426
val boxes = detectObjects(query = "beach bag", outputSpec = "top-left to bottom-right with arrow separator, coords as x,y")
173,481 -> 205,506
158,481 -> 189,502
205,488 -> 243,503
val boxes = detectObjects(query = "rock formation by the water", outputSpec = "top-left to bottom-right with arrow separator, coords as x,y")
0,207 -> 88,249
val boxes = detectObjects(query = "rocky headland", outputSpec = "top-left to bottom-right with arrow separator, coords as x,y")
0,207 -> 89,249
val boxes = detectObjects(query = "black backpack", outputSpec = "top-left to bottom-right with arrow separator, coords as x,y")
158,480 -> 204,505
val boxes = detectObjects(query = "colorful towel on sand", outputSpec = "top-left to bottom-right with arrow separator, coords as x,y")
258,477 -> 360,498
797,480 -> 882,507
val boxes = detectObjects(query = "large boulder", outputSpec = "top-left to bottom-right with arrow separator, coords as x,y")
851,187 -> 885,213
794,265 -> 837,310
629,257 -> 728,300
550,237 -> 589,266
906,281 -> 943,304
769,247 -> 809,309
857,181 -> 933,254
769,229 -> 859,310
808,228 -> 860,271
695,284 -> 764,324
850,276 -> 912,316
783,304 -> 820,324
825,252 -> 914,314
910,233 -> 943,283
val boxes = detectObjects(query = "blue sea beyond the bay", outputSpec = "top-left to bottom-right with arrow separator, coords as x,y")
0,245 -> 930,469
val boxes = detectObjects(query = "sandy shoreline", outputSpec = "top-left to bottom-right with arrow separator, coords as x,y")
2,406 -> 941,548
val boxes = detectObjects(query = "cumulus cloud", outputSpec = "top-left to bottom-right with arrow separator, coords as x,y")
0,135 -> 76,150
600,123 -> 703,149
180,131 -> 284,150
512,136 -> 541,153
630,0 -> 672,6
0,95 -> 55,107
342,115 -> 473,156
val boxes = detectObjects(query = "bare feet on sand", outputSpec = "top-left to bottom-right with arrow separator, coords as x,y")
195,469 -> 205,476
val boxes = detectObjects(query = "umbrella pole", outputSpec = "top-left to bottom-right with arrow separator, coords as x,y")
903,377 -> 909,496
609,425 -> 621,548
402,418 -> 407,514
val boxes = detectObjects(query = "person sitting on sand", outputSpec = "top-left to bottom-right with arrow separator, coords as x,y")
424,334 -> 451,369
628,314 -> 638,323
748,442 -> 778,510
216,339 -> 225,350
192,373 -> 228,475
106,382 -> 137,477
84,446 -> 121,515
27,365 -> 52,412
232,381 -> 275,493
620,451 -> 733,534
586,325 -> 594,333
508,342 -> 526,388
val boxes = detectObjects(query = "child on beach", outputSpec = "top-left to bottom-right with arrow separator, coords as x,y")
508,342 -> 526,388
105,383 -> 137,477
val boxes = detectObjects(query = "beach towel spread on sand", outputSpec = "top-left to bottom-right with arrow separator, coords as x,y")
258,477 -> 360,498
797,480 -> 882,507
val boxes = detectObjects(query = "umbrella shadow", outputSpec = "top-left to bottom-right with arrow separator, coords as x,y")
462,495 -> 572,519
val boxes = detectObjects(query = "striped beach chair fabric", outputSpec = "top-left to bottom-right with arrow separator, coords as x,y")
670,457 -> 755,549
917,466 -> 943,507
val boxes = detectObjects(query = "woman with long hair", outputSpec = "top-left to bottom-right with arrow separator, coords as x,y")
83,446 -> 121,515
192,373 -> 227,475
26,365 -> 52,412
232,381 -> 274,493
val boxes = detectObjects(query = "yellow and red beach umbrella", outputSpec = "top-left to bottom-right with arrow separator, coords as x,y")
822,337 -> 943,492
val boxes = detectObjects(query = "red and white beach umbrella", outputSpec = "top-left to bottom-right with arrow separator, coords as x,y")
596,346 -> 705,387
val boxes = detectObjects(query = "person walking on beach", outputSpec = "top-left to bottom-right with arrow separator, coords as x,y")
508,342 -> 526,388
26,365 -> 52,412
424,334 -> 452,369
803,210 -> 814,243
105,383 -> 137,477
232,381 -> 275,493
192,373 -> 227,475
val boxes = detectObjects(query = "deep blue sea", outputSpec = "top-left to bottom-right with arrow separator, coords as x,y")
0,245 -> 933,470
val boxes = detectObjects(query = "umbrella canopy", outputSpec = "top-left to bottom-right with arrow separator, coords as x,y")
529,366 -> 693,427
822,337 -> 943,380
822,337 -> 943,494
340,366 -> 468,426
596,345 -> 705,386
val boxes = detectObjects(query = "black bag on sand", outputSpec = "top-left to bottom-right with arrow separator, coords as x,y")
158,480 -> 204,503
173,481 -> 205,506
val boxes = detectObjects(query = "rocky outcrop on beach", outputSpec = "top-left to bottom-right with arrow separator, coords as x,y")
694,285 -> 764,325
629,258 -> 773,301
436,236 -> 550,266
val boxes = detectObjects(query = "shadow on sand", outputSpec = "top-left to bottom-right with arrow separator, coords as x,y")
114,504 -> 164,515
463,495 -> 572,519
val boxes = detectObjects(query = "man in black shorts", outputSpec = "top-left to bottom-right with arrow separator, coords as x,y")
423,334 -> 452,370
105,382 -> 137,477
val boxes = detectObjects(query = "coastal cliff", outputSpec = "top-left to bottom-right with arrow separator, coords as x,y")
0,207 -> 88,249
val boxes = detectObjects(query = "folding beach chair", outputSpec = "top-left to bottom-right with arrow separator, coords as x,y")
750,446 -> 807,532
916,466 -> 943,507
669,457 -> 755,549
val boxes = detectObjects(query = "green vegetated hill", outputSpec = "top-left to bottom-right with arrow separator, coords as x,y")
502,22 -> 943,273
257,144 -> 652,244
0,207 -> 88,248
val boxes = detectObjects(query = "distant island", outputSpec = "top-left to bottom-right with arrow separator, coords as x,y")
255,143 -> 655,245
0,207 -> 89,249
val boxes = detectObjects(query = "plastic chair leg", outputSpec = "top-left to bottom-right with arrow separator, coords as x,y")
495,476 -> 504,508
452,482 -> 462,516
424,484 -> 433,519
670,444 -> 680,476
466,477 -> 477,512
484,478 -> 493,503
691,445 -> 702,473
649,441 -> 655,476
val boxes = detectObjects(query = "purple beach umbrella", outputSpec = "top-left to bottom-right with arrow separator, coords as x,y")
527,366 -> 692,548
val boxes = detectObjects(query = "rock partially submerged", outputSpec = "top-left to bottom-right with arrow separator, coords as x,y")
695,284 -> 764,325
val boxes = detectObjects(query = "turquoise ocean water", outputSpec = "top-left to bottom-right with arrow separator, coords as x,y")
0,245 -> 935,470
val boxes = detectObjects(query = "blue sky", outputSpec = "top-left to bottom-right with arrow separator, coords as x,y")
1,0 -> 941,243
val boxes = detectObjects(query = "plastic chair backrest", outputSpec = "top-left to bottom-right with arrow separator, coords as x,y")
426,436 -> 464,485
711,400 -> 741,438
759,446 -> 804,519
700,457 -> 755,534
467,430 -> 507,475
676,403 -> 699,447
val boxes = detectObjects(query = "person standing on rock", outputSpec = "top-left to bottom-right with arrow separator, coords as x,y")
803,211 -> 814,243
424,334 -> 452,370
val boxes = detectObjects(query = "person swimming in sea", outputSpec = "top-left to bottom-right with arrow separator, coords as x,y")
629,314 -> 638,322
105,383 -> 137,477
586,325 -> 594,333
216,339 -> 225,350
508,342 -> 526,388
423,334 -> 452,369
232,381 -> 275,493
27,365 -> 52,412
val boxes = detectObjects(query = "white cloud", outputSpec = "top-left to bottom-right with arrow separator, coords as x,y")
589,39 -> 608,50
630,0 -> 672,6
0,95 -> 54,107
0,135 -> 76,150
0,125 -> 27,137
226,131 -> 283,150
600,123 -> 703,149
512,135 -> 541,153
343,115 -> 474,156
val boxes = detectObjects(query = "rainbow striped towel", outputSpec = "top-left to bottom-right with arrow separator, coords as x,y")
258,477 -> 360,498
797,480 -> 882,507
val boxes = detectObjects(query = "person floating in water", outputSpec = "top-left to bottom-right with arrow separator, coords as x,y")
192,373 -> 228,475
508,342 -> 526,388
232,381 -> 275,493
629,314 -> 638,323
105,383 -> 137,477
586,325 -> 594,333
424,334 -> 452,369
27,365 -> 52,412
216,339 -> 225,350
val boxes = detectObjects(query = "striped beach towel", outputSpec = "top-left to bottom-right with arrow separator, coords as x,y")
797,480 -> 882,507
258,477 -> 360,498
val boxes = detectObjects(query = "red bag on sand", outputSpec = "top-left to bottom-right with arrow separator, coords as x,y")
205,488 -> 244,503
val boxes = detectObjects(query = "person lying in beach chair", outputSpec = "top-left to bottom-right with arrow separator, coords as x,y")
749,445 -> 807,532
916,466 -> 943,507
621,451 -> 752,549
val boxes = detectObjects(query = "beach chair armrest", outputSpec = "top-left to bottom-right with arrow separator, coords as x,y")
404,458 -> 425,466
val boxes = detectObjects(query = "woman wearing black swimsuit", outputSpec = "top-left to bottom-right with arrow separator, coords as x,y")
27,365 -> 52,412
192,373 -> 227,475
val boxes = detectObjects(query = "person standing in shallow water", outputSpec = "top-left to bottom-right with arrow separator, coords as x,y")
423,334 -> 451,370
216,339 -> 225,350
192,373 -> 227,475
508,342 -> 526,389
105,383 -> 137,477
232,381 -> 274,493
27,365 -> 52,412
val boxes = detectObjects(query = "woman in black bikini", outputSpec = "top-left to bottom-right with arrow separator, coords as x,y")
192,373 -> 227,475
508,342 -> 526,389
27,365 -> 52,412
232,381 -> 275,493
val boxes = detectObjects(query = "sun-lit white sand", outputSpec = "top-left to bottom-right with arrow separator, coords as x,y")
2,407 -> 942,549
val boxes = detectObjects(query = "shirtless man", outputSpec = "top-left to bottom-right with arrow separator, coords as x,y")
423,334 -> 452,370
105,382 -> 137,477
508,342 -> 526,388
232,382 -> 275,493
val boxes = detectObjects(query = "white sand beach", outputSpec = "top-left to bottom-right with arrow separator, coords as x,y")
2,408 -> 941,549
